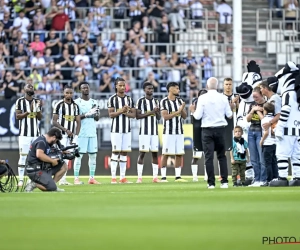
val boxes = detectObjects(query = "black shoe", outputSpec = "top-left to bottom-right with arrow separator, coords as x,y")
233,182 -> 238,187
269,177 -> 289,187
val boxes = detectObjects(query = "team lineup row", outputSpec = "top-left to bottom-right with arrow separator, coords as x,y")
16,78 -> 215,191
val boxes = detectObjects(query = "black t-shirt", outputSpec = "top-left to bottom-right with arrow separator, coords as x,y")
44,36 -> 60,56
99,79 -> 111,93
27,136 -> 51,165
13,50 -> 27,60
56,56 -> 73,80
248,101 -> 265,130
3,80 -> 19,99
63,39 -> 77,56
149,0 -> 164,17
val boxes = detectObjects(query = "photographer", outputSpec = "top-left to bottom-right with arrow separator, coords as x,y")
24,128 -> 67,192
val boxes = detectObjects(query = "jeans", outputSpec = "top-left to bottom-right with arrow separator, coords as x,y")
248,129 -> 267,182
268,0 -> 281,8
262,144 -> 278,182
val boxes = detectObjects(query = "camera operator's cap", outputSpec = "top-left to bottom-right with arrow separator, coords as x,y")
166,82 -> 179,92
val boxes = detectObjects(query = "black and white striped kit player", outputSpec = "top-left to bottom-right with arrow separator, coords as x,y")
15,84 -> 42,186
108,78 -> 136,184
16,97 -> 41,138
160,96 -> 185,155
52,86 -> 81,185
136,96 -> 160,152
52,98 -> 80,153
53,100 -> 80,138
108,93 -> 135,152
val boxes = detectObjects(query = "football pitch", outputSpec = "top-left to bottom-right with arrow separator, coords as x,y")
1,176 -> 300,250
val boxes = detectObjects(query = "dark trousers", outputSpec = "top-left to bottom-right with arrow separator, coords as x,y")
262,144 -> 278,182
202,127 -> 228,186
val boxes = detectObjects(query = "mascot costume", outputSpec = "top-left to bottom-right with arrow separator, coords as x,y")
266,61 -> 300,187
235,61 -> 263,185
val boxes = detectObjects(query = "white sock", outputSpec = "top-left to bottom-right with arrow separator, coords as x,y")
152,163 -> 158,178
137,164 -> 143,178
120,161 -> 126,179
111,160 -> 118,178
175,167 -> 181,178
18,167 -> 25,181
61,171 -> 67,182
161,167 -> 167,178
61,160 -> 69,181
191,164 -> 198,178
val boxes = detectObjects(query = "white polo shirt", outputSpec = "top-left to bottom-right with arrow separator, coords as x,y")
193,89 -> 233,127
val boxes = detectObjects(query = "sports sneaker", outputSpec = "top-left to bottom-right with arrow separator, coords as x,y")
55,187 -> 65,192
59,180 -> 73,186
25,182 -> 36,192
18,180 -> 24,187
136,178 -> 142,183
88,178 -> 101,184
175,177 -> 188,182
193,178 -> 198,182
111,178 -> 118,184
248,181 -> 261,187
152,178 -> 160,183
220,183 -> 229,189
119,178 -> 133,184
74,179 -> 84,185
160,177 -> 168,183
260,181 -> 269,187
207,185 -> 215,189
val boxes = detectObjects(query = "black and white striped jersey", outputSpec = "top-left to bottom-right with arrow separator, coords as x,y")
136,96 -> 159,135
53,99 -> 80,135
15,97 -> 40,137
160,97 -> 184,135
107,94 -> 134,133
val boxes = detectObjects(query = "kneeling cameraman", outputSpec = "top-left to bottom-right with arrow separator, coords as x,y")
25,128 -> 67,192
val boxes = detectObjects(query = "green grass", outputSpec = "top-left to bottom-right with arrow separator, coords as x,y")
1,176 -> 300,250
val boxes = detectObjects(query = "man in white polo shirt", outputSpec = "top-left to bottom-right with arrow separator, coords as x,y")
190,77 -> 232,189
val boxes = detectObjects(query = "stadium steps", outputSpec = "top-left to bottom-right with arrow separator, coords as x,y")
241,0 -> 278,76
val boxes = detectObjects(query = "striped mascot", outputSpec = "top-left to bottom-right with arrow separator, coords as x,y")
235,61 -> 263,185
267,62 -> 300,187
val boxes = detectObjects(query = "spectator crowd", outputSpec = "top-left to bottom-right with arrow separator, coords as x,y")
0,0 -> 234,103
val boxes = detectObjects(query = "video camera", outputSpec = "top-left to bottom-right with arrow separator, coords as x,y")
48,140 -> 80,165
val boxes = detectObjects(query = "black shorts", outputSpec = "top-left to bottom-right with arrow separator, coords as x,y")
193,122 -> 203,152
27,164 -> 63,191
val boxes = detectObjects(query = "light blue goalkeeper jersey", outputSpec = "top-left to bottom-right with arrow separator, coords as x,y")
75,98 -> 98,138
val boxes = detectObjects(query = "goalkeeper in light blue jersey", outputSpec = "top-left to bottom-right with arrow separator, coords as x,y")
73,82 -> 100,185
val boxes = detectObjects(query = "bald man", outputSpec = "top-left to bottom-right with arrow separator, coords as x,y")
190,77 -> 233,189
